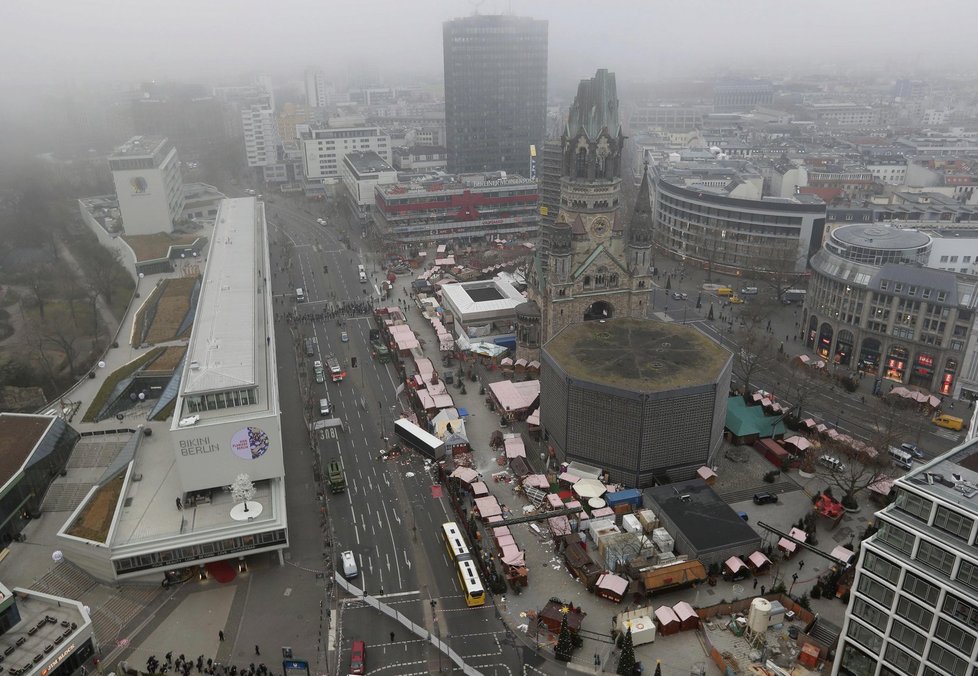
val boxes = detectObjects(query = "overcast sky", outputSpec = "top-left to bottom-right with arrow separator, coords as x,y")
2,0 -> 976,92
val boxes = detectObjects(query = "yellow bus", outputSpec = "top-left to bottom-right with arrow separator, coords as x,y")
441,522 -> 485,607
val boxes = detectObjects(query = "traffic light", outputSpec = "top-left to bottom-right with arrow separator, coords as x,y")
351,357 -> 358,368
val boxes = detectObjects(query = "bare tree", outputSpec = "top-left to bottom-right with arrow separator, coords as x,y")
748,239 -> 807,302
43,322 -> 85,379
731,299 -> 781,393
771,358 -> 833,423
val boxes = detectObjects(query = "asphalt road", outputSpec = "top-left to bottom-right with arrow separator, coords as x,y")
265,193 -> 528,674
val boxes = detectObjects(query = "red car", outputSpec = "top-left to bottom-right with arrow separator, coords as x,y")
349,640 -> 366,675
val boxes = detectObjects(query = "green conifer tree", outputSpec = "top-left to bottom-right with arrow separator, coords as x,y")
555,613 -> 573,662
616,627 -> 636,675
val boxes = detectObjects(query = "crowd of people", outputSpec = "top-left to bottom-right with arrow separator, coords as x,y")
281,299 -> 375,324
143,651 -> 273,676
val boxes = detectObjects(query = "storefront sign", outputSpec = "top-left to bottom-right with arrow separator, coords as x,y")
180,436 -> 220,456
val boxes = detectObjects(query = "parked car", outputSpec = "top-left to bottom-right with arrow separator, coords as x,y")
671,292 -> 688,301
317,218 -> 326,225
341,331 -> 349,342
900,442 -> 924,459
349,640 -> 366,675
753,493 -> 778,505
729,296 -> 745,304
818,455 -> 847,472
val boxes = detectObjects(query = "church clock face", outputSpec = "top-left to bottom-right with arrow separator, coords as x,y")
590,217 -> 610,240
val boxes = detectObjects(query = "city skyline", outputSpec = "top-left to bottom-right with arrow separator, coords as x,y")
3,0 -> 977,92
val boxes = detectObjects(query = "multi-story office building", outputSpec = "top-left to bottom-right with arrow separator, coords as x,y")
108,136 -> 185,236
443,14 -> 548,175
804,223 -> 978,396
297,126 -> 390,182
713,79 -> 773,113
304,68 -> 330,108
628,104 -> 708,133
804,102 -> 880,127
340,151 -> 397,225
373,172 -> 538,244
650,163 -> 827,276
241,95 -> 279,169
834,439 -> 978,676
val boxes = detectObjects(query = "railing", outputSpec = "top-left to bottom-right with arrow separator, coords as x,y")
333,574 -> 481,675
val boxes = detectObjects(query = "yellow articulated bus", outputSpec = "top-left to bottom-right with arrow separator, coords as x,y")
440,522 -> 486,607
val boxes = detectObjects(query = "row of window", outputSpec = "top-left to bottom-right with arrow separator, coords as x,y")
184,387 -> 259,414
114,529 -> 287,574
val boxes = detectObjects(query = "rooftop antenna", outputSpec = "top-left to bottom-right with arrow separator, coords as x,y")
469,0 -> 485,15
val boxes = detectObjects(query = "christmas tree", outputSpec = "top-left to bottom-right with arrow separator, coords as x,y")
555,613 -> 573,662
616,627 -> 636,675
653,659 -> 662,676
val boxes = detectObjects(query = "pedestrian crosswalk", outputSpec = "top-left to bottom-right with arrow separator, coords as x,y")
934,428 -> 962,442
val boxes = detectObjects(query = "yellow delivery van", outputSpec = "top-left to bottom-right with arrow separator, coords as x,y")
932,414 -> 964,431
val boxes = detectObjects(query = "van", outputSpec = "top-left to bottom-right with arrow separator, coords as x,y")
341,550 -> 358,579
717,287 -> 734,297
740,287 -> 759,296
888,446 -> 913,470
349,640 -> 366,675
305,338 -> 316,357
319,398 -> 333,416
932,414 -> 964,431
295,288 -> 305,303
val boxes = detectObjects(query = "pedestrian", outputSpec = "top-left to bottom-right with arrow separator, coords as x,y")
219,630 -> 225,642
255,645 -> 260,657
799,559 -> 805,570
390,631 -> 395,643
379,586 -> 384,596
753,578 -> 758,589
760,585 -> 766,595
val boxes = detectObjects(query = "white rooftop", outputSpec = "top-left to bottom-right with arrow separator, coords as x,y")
182,198 -> 260,394
439,278 -> 526,322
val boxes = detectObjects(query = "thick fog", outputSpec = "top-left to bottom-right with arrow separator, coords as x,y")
3,0 -> 977,91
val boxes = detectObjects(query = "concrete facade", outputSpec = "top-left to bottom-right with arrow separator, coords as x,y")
109,136 -> 185,236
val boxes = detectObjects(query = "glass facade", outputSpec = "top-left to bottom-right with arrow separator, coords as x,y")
443,15 -> 547,176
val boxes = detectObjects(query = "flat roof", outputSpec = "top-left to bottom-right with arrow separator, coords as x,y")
543,318 -> 731,394
832,223 -> 930,250
181,198 -> 259,395
902,438 -> 978,517
345,151 -> 394,174
0,586 -> 91,676
109,135 -> 168,158
645,479 -> 760,553
0,414 -> 55,487
440,279 -> 526,318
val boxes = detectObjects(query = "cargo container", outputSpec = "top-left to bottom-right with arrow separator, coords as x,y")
605,488 -> 643,509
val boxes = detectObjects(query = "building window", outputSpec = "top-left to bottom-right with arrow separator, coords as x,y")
902,572 -> 940,606
846,619 -> 883,653
896,594 -> 934,630
943,593 -> 978,630
927,643 -> 968,676
858,575 -> 895,607
915,539 -> 955,576
863,551 -> 901,584
958,559 -> 978,593
894,491 -> 933,522
878,521 -> 916,554
941,255 -> 949,263
889,619 -> 927,654
933,505 -> 974,541
934,618 -> 977,655
852,597 -> 889,630
885,644 -> 921,675
839,642 -> 876,676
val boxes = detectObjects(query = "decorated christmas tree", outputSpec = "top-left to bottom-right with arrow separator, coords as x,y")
555,613 -> 573,662
616,627 -> 636,675
653,659 -> 662,676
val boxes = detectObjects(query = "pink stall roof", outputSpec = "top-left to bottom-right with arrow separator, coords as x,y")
548,516 -> 572,536
394,334 -> 420,350
778,537 -> 797,553
515,358 -> 528,368
504,437 -> 527,459
500,545 -> 525,567
558,472 -> 580,484
654,606 -> 680,626
450,467 -> 479,483
474,496 -> 502,519
524,474 -> 549,489
471,481 -> 489,497
724,556 -> 747,573
487,514 -> 503,523
830,545 -> 854,563
592,507 -> 615,518
425,380 -> 448,395
415,357 -> 434,376
547,494 -> 564,509
496,534 -> 516,549
565,500 -> 582,509
748,551 -> 771,568
526,409 -> 541,426
697,466 -> 717,482
785,435 -> 811,451
416,390 -> 436,410
492,526 -> 511,539
488,380 -> 541,412
673,601 -> 697,622
789,527 -> 808,542
432,394 -> 455,409
597,573 -> 629,597
500,357 -> 514,366
869,476 -> 895,495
